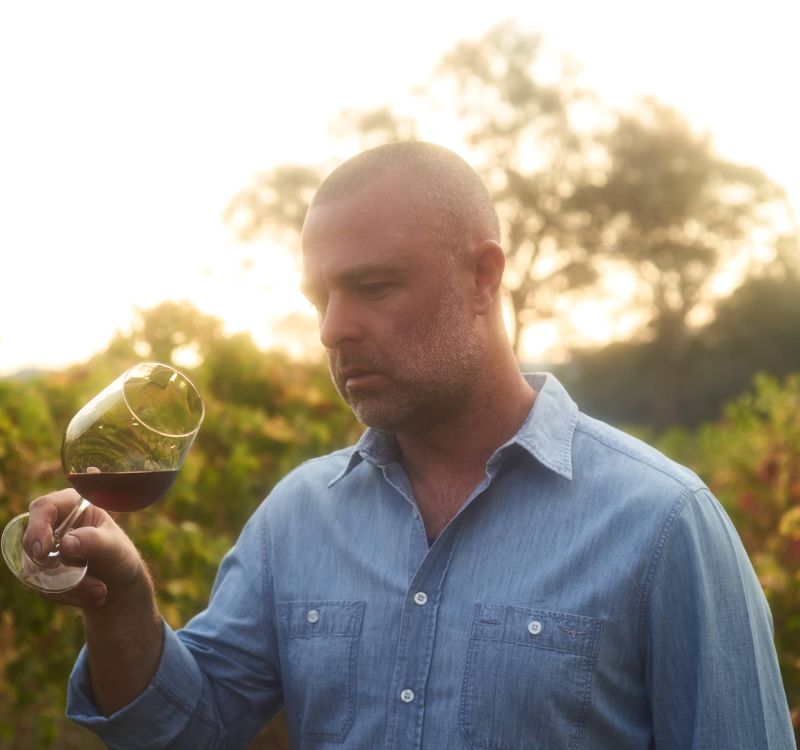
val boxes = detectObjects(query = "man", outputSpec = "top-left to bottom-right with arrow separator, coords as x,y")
29,142 -> 794,748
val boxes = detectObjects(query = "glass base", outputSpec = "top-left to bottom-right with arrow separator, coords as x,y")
2,512 -> 88,593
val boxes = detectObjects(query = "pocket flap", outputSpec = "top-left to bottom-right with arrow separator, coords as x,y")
472,603 -> 602,658
278,600 -> 365,638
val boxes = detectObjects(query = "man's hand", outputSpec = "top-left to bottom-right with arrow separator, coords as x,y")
25,487 -> 164,715
24,488 -> 147,609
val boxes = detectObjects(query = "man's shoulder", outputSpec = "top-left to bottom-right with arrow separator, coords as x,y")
572,411 -> 704,496
243,443 -> 361,530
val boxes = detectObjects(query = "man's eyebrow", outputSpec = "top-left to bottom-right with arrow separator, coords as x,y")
337,263 -> 410,283
302,262 -> 411,294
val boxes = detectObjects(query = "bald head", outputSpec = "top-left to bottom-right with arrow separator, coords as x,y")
309,141 -> 500,259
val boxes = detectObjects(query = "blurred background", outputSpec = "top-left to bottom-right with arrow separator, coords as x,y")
1,1 -> 798,746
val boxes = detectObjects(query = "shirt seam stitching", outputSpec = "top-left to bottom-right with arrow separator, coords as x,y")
151,677 -> 220,733
637,487 -> 693,661
574,422 -> 705,492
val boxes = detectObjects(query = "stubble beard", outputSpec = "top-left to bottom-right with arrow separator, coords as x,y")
328,288 -> 480,434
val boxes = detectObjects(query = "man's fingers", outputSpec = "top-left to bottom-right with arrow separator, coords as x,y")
20,488 -> 145,600
23,489 -> 112,566
61,524 -> 117,565
23,488 -> 82,558
30,487 -> 83,519
60,523 -> 141,587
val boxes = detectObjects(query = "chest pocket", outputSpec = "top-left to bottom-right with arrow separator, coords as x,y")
277,600 -> 365,743
459,603 -> 603,750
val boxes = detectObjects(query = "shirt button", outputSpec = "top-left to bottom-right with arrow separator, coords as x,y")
400,688 -> 415,703
528,619 -> 542,635
413,591 -> 428,606
307,609 -> 320,624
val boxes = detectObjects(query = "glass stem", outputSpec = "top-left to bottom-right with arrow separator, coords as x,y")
53,497 -> 91,545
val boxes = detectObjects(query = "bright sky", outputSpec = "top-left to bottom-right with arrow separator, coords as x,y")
1,0 -> 798,375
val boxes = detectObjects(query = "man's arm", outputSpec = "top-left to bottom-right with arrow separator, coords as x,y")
80,560 -> 163,716
645,488 -> 795,748
26,488 -> 163,714
28,487 -> 284,749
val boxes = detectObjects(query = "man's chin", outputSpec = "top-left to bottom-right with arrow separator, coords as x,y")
348,399 -> 407,432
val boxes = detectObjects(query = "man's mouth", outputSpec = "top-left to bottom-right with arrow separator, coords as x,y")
344,370 -> 376,387
338,366 -> 381,389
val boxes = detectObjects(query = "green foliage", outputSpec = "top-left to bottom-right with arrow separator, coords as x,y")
0,378 -> 86,745
3,301 -> 800,744
0,304 -> 358,748
660,374 -> 800,732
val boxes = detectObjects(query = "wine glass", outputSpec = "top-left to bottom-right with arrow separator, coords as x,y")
1,362 -> 204,594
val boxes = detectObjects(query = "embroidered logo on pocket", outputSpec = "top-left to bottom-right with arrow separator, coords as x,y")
558,621 -> 593,640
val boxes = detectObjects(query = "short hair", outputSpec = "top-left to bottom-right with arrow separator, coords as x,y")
310,141 -> 500,258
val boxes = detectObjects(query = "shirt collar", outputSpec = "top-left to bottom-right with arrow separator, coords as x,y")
326,429 -> 397,487
328,372 -> 578,486
511,372 -> 577,480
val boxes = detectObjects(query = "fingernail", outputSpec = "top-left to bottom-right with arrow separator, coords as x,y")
61,534 -> 79,554
32,540 -> 42,558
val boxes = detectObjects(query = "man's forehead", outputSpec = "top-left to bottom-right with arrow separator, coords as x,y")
301,230 -> 431,272
301,203 -> 436,284
302,173 -> 426,244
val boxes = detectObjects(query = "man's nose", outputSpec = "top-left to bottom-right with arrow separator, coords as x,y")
319,293 -> 363,349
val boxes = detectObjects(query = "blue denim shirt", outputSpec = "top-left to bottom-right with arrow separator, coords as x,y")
67,373 -> 795,749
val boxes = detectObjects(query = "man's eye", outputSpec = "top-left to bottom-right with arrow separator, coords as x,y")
359,283 -> 390,299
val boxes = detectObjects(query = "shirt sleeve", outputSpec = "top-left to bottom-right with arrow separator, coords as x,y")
66,501 -> 283,749
645,487 -> 795,749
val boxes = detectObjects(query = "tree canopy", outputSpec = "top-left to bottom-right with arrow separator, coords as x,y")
223,23 -> 796,368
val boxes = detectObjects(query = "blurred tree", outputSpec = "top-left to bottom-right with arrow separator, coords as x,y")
568,99 -> 790,423
127,300 -> 224,365
557,270 -> 800,429
329,104 -> 419,149
430,22 -> 599,354
225,106 -> 417,251
223,24 -> 601,355
226,165 -> 323,245
222,24 -> 794,369
572,98 -> 788,342
219,24 -> 596,351
690,271 -> 800,411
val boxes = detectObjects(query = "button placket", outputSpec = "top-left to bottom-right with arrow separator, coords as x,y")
386,516 -> 466,747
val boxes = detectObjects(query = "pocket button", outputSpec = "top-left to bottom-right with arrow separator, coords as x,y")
307,609 -> 320,624
528,619 -> 542,636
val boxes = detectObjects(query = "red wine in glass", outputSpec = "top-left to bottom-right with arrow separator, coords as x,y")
2,362 -> 204,593
66,470 -> 180,512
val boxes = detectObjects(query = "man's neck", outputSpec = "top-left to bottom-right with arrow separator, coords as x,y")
395,370 -> 536,496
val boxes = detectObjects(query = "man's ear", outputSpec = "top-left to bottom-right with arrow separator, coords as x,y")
469,240 -> 505,315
